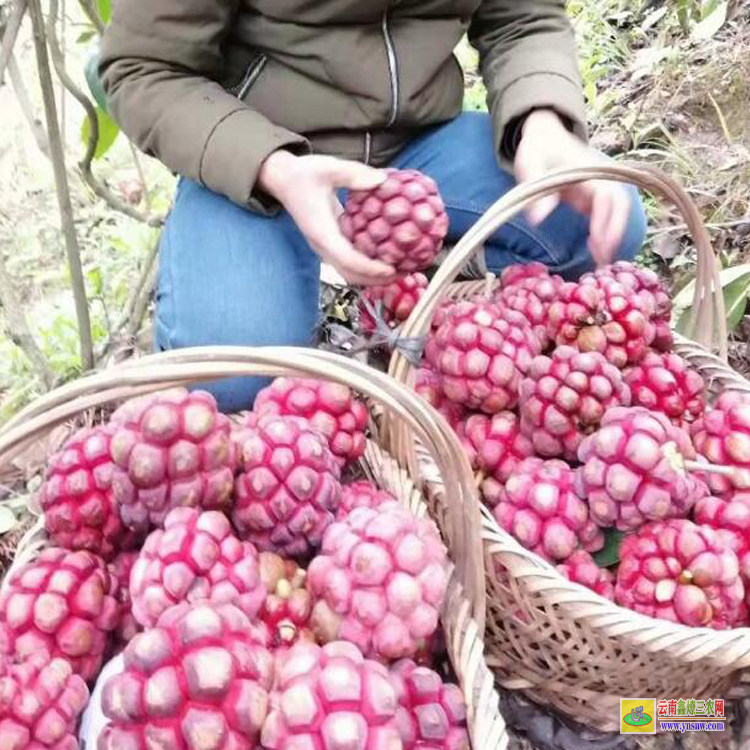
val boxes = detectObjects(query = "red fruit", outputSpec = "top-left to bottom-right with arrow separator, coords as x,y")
548,279 -> 654,367
0,548 -> 119,681
556,550 -> 615,601
615,519 -> 744,629
414,368 -> 466,428
499,262 -> 551,289
261,640 -> 402,750
340,169 -> 449,273
458,412 -> 534,506
691,394 -> 750,494
495,265 -> 565,347
625,351 -> 706,427
40,425 -> 140,560
233,414 -> 342,558
360,273 -> 429,331
254,377 -> 369,467
424,301 -> 456,369
390,659 -> 469,750
0,652 -> 89,750
257,552 -> 315,649
109,388 -> 236,533
586,262 -> 672,351
130,507 -> 265,628
576,406 -> 708,531
338,481 -> 398,518
519,346 -> 631,461
98,601 -> 274,749
108,551 -> 140,650
433,300 -> 541,413
308,502 -> 449,661
493,458 -> 603,563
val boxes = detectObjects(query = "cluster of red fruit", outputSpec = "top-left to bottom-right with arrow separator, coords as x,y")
0,378 -> 467,750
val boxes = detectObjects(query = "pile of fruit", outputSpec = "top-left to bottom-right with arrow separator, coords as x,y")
0,377 -> 468,750
341,168 -> 750,634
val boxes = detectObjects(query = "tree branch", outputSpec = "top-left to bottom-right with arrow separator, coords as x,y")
45,0 -> 164,227
28,0 -> 94,370
7,53 -> 50,158
76,0 -> 103,34
0,0 -> 27,85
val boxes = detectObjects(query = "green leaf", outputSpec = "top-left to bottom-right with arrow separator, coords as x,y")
96,0 -> 112,25
691,0 -> 727,39
0,506 -> 17,535
722,273 -> 750,332
76,29 -> 97,44
87,266 -> 103,297
84,52 -> 109,114
672,263 -> 750,313
81,106 -> 120,160
593,529 -> 625,569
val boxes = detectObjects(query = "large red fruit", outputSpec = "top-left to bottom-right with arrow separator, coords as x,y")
493,458 -> 603,563
576,406 -> 708,531
360,273 -> 429,331
233,414 -> 342,558
0,548 -> 119,681
40,425 -> 139,560
625,351 -> 705,427
586,261 -> 672,351
109,388 -> 236,533
556,550 -> 615,601
98,601 -> 274,750
414,368 -> 466,429
338,481 -> 398,518
0,652 -> 89,750
129,507 -> 265,628
261,640 -> 402,750
254,377 -> 369,467
433,300 -> 541,413
390,659 -> 469,750
519,346 -> 631,461
548,278 -> 654,368
340,169 -> 449,273
499,261 -> 550,289
108,550 -> 139,650
308,502 -> 449,661
615,519 -> 744,629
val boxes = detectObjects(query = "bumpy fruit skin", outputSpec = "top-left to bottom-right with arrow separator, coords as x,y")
493,458 -> 603,563
390,659 -> 469,750
519,346 -> 631,461
434,300 -> 541,413
338,481 -> 398,518
340,169 -> 449,273
0,653 -> 89,750
499,262 -> 550,289
576,406 -> 707,531
556,550 -> 615,601
108,551 -> 140,650
414,368 -> 466,428
587,262 -> 672,351
254,377 -> 369,467
495,265 -> 565,348
615,520 -> 744,629
130,508 -> 265,628
360,273 -> 429,332
109,388 -> 236,533
233,414 -> 342,558
459,412 -> 534,506
0,548 -> 119,681
625,352 -> 706,426
691,395 -> 750,494
548,279 -> 654,368
40,425 -> 139,560
261,640 -> 402,750
308,502 -> 449,661
258,552 -> 315,649
98,601 -> 274,750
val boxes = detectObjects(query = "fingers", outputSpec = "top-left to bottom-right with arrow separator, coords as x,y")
324,158 -> 387,191
526,193 -> 561,226
589,184 -> 631,266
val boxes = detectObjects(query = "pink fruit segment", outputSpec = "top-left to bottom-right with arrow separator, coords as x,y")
360,273 -> 429,332
108,550 -> 140,651
557,550 -> 615,601
338,481 -> 398,518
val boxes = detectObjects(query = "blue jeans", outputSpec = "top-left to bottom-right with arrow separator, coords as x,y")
156,112 -> 647,412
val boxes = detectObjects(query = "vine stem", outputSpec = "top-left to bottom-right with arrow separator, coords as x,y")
0,0 -> 27,85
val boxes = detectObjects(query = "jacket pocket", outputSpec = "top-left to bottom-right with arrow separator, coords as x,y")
230,54 -> 268,100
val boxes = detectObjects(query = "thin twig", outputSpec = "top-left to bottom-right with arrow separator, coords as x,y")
127,138 -> 152,212
126,262 -> 157,338
28,0 -> 94,370
0,0 -> 27,85
45,0 -> 164,227
7,53 -> 49,158
76,0 -> 103,34
648,217 -> 750,236
707,92 -> 733,146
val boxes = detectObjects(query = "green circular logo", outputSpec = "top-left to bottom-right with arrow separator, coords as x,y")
623,712 -> 652,727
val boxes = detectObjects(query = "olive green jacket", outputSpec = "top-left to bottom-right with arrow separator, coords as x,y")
100,0 -> 586,213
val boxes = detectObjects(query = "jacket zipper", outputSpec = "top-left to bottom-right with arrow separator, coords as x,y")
363,132 -> 372,164
381,12 -> 399,127
231,54 -> 268,99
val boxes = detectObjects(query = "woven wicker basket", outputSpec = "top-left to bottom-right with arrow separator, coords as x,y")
0,348 -> 507,750
385,163 -> 750,731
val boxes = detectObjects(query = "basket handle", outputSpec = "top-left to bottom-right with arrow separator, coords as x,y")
0,347 -> 486,628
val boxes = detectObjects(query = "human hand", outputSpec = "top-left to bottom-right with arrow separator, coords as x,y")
257,151 -> 398,286
514,109 -> 632,266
